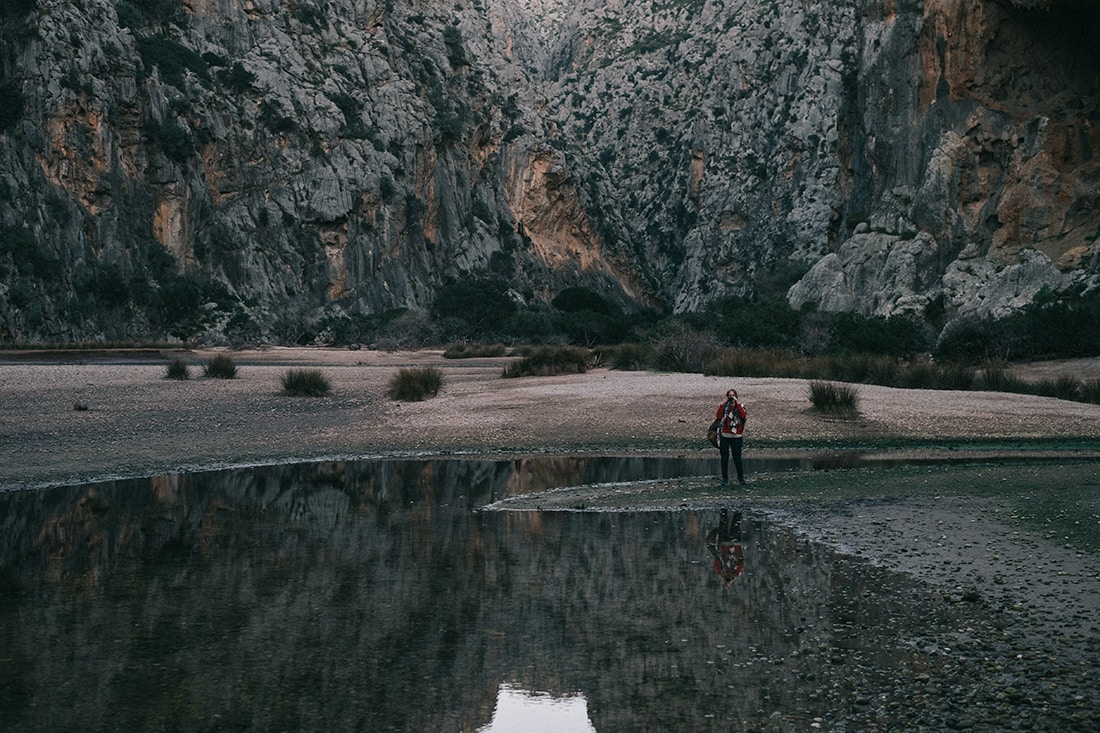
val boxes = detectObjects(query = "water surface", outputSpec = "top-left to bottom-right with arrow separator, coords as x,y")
0,456 -> 1084,731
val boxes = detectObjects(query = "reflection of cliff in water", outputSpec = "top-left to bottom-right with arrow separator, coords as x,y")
0,457 -> 980,731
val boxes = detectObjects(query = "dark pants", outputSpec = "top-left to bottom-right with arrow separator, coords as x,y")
719,435 -> 744,483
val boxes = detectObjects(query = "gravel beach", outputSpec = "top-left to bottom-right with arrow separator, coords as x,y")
2,346 -> 1099,489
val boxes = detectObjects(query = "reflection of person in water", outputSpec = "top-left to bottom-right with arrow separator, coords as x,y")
706,509 -> 745,587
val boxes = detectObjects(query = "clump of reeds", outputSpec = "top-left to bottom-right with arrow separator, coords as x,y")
930,362 -> 976,391
1031,374 -> 1083,402
976,361 -> 1028,393
387,366 -> 444,401
281,368 -> 332,397
202,354 -> 238,379
808,380 -> 860,418
602,342 -> 654,371
443,342 -> 508,359
704,347 -> 804,378
650,330 -> 715,373
165,357 -> 191,380
502,346 -> 589,378
1081,378 -> 1100,405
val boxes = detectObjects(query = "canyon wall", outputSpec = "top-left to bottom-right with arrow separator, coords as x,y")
0,0 -> 1097,343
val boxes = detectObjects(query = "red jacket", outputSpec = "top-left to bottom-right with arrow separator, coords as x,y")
715,400 -> 746,437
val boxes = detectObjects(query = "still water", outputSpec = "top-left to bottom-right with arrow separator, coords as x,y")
0,456 -> 975,732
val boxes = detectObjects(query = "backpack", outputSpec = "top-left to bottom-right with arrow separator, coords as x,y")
706,418 -> 720,448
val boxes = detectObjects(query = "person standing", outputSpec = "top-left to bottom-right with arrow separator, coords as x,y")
715,389 -> 747,485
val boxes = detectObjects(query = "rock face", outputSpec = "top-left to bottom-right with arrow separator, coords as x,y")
545,0 -> 1100,320
0,0 -> 1097,343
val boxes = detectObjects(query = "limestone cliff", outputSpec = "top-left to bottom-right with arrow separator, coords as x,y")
788,0 -> 1100,323
0,0 -> 1097,343
546,0 -> 1100,323
0,0 -> 645,342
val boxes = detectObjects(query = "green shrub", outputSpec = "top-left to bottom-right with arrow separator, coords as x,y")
387,366 -> 443,401
552,286 -> 614,315
75,263 -> 129,308
137,36 -> 210,87
202,354 -> 237,379
863,355 -> 902,386
826,313 -> 932,357
329,92 -> 363,132
1033,375 -> 1082,402
366,310 -> 442,350
704,347 -> 802,378
259,100 -> 297,134
142,239 -> 177,278
931,362 -> 976,391
431,87 -> 469,143
443,25 -> 467,67
430,277 -> 516,339
218,62 -> 255,92
936,317 -> 1014,364
1012,287 -> 1100,360
935,288 -> 1100,363
443,342 -> 507,358
156,272 -> 204,329
165,357 -> 190,380
1081,378 -> 1100,405
706,296 -> 802,350
294,5 -> 327,29
895,360 -> 939,389
651,328 -> 715,373
502,346 -> 589,377
115,1 -> 143,28
603,342 -> 653,371
1,226 -> 60,278
977,362 -> 1028,394
554,310 -> 632,347
808,380 -> 859,417
281,368 -> 332,397
0,0 -> 38,18
821,352 -> 888,384
144,119 -> 193,163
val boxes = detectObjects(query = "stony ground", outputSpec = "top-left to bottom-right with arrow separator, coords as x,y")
2,346 -> 1098,489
